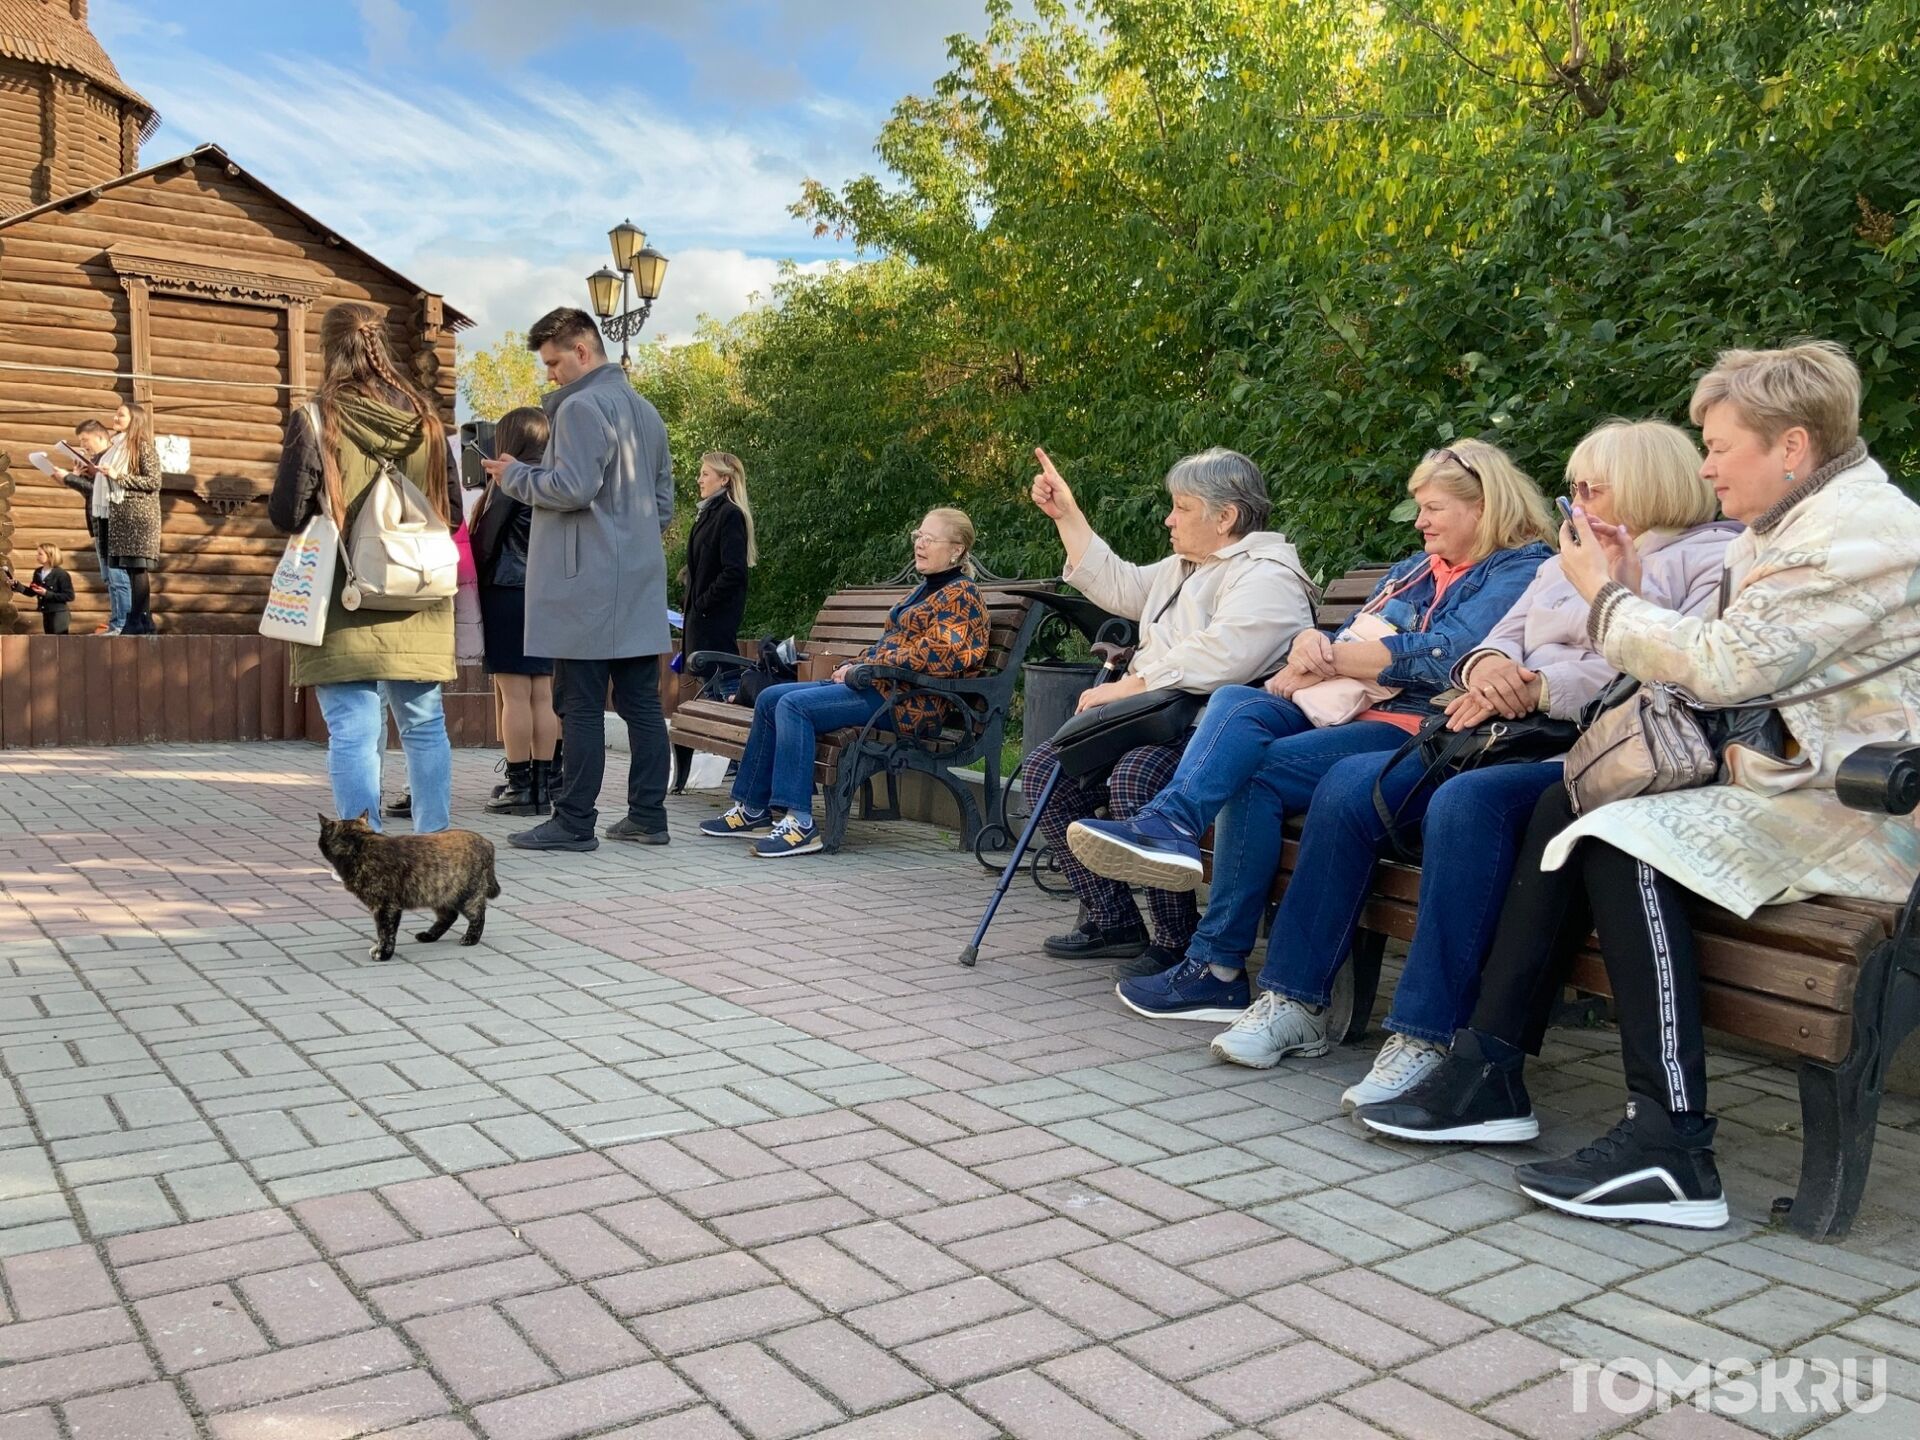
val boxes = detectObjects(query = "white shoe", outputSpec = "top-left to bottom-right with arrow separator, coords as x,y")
1341,1033 -> 1447,1111
1209,991 -> 1332,1069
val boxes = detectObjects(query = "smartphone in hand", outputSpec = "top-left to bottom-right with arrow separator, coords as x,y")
1556,495 -> 1581,544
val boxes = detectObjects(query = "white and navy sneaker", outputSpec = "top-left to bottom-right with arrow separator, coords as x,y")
1354,1032 -> 1540,1143
699,804 -> 774,839
1115,955 -> 1250,1022
752,815 -> 823,858
1066,814 -> 1205,892
1341,1033 -> 1447,1111
1209,990 -> 1331,1068
1514,1095 -> 1729,1230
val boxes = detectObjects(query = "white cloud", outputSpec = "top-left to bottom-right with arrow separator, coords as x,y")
432,248 -> 831,347
357,0 -> 417,64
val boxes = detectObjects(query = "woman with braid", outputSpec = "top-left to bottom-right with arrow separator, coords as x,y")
270,302 -> 456,833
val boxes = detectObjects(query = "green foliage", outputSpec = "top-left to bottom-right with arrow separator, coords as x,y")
457,331 -> 545,417
471,0 -> 1920,633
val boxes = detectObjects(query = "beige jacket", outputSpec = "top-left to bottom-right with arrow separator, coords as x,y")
1064,531 -> 1316,692
1543,454 -> 1920,914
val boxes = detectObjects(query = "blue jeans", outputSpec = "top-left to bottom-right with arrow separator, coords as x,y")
315,681 -> 452,834
1137,686 -> 1408,971
1261,752 -> 1565,1042
732,681 -> 890,820
95,530 -> 130,632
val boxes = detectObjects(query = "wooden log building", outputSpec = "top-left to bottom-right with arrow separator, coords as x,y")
0,0 -> 470,634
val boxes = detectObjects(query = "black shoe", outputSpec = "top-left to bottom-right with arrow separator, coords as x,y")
1514,1095 -> 1729,1230
487,761 -> 540,815
382,791 -> 412,819
1043,920 -> 1148,960
603,817 -> 669,844
489,756 -> 510,800
1112,943 -> 1180,980
1354,1030 -> 1540,1144
509,817 -> 598,852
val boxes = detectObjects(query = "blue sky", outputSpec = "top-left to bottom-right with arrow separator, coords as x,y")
90,0 -> 1014,352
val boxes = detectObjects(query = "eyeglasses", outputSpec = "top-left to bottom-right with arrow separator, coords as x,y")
911,531 -> 960,546
1571,478 -> 1610,502
1426,447 -> 1483,486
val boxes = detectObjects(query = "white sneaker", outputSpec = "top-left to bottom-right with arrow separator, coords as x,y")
1341,1033 -> 1446,1111
1209,991 -> 1332,1069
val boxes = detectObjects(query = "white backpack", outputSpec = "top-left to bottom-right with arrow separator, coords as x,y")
308,402 -> 458,612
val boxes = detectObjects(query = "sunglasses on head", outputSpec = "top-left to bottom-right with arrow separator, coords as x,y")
1425,446 -> 1483,486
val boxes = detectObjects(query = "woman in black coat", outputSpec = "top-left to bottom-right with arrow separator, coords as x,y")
9,544 -> 74,634
673,451 -> 756,789
472,407 -> 559,814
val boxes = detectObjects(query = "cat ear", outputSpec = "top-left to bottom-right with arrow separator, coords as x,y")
357,810 -> 374,826
317,812 -> 330,826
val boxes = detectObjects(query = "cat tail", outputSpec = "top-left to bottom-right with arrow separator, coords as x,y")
487,859 -> 501,900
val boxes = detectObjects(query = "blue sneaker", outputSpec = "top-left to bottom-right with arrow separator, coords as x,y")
1115,955 -> 1250,1022
1067,813 -> 1204,892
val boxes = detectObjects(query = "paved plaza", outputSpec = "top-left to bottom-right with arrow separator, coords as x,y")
1,743 -> 1918,1439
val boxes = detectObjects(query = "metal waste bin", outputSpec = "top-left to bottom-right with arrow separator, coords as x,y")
1021,660 -> 1102,763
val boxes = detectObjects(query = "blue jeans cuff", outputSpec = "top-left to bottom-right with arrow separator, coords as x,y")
1383,1015 -> 1454,1047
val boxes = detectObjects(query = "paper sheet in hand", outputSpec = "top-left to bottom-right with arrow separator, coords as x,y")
27,451 -> 59,477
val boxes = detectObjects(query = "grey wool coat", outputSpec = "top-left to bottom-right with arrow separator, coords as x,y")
494,362 -> 675,660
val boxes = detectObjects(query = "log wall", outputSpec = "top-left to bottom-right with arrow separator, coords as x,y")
0,159 -> 460,634
0,634 -> 500,749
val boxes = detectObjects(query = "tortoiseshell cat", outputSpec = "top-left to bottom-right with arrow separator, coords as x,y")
318,813 -> 500,962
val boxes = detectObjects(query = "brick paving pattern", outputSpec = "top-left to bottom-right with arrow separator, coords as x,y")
2,743 -> 1918,1438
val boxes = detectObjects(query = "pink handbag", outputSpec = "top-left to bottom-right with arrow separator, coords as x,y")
1291,611 -> 1402,727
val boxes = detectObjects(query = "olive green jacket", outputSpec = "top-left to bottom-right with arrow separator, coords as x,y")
269,391 -> 455,689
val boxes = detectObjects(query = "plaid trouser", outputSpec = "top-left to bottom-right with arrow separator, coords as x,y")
1026,732 -> 1197,950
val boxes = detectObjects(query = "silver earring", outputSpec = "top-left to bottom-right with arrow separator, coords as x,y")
1785,470 -> 1796,485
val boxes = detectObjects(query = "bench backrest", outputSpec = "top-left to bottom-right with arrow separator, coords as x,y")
1315,566 -> 1392,632
804,583 -> 1046,674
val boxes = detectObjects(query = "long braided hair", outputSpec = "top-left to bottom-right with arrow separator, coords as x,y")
311,302 -> 449,527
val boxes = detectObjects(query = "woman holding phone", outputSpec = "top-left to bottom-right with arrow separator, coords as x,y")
471,408 -> 559,813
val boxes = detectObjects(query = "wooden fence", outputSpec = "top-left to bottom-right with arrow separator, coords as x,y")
0,634 -> 501,749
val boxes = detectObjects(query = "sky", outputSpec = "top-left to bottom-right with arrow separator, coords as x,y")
88,0 -> 1013,355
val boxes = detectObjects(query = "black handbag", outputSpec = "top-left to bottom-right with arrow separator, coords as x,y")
1372,703 -> 1581,858
733,637 -> 801,706
1048,688 -> 1206,780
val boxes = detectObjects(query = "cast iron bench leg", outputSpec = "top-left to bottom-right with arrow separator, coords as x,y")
1786,937 -> 1920,1239
671,744 -> 693,795
1342,931 -> 1387,1045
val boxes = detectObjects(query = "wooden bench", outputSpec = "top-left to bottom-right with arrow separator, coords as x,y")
667,579 -> 1055,853
1212,565 -> 1920,1239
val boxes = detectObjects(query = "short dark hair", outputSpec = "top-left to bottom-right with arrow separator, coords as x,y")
75,419 -> 110,439
526,308 -> 606,357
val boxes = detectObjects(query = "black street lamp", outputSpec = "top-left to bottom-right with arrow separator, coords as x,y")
587,218 -> 670,370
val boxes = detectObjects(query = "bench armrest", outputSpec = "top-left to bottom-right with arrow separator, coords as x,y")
1835,742 -> 1920,816
845,664 -> 999,699
686,651 -> 753,678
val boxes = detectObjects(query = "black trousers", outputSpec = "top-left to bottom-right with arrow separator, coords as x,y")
43,608 -> 69,635
553,656 -> 669,838
1468,785 -> 1709,1115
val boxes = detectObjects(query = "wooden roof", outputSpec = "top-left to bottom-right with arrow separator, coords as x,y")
0,0 -> 156,137
0,143 -> 473,329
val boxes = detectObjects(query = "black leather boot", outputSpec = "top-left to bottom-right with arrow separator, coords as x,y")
487,760 -> 538,815
529,758 -> 551,811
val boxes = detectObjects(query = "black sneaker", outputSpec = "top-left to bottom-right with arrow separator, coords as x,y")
508,817 -> 598,852
1043,920 -> 1148,960
381,790 -> 412,819
603,817 -> 669,844
1353,1031 -> 1540,1144
1514,1095 -> 1729,1230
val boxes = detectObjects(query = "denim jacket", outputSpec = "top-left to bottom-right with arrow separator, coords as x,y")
1341,542 -> 1553,712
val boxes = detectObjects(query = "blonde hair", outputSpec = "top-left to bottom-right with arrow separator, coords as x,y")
38,543 -> 63,566
925,506 -> 978,577
700,451 -> 758,566
1566,420 -> 1715,533
1689,340 -> 1861,467
1406,438 -> 1556,560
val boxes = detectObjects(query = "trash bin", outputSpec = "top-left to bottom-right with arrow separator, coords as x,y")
1021,660 -> 1102,763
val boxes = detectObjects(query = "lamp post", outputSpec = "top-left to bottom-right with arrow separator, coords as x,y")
587,218 -> 669,370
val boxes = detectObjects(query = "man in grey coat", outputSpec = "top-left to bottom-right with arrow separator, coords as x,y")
481,307 -> 674,852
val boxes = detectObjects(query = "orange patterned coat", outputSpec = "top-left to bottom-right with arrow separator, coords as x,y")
861,574 -> 991,738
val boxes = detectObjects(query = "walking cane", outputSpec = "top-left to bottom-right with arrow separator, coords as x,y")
959,638 -> 1132,967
